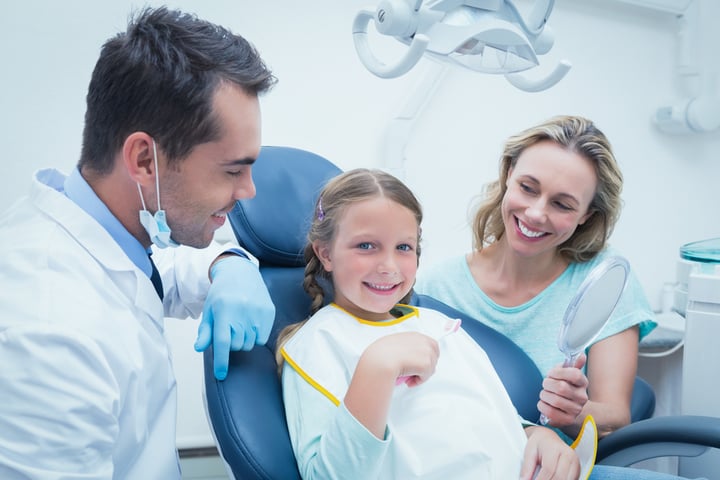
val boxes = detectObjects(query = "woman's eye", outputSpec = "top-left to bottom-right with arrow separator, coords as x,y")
519,182 -> 535,194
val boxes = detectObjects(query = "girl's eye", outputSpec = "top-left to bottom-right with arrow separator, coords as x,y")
397,244 -> 413,252
357,242 -> 373,250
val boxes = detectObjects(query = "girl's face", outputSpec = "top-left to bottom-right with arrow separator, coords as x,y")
314,197 -> 419,322
502,140 -> 597,259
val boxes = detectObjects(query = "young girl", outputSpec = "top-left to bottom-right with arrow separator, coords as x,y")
276,168 -> 583,480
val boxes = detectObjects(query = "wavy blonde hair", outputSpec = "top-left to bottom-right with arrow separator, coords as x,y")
472,115 -> 623,263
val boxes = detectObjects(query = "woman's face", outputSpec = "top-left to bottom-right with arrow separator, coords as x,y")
502,140 -> 597,258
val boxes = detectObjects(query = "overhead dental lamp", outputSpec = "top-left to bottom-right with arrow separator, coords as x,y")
352,0 -> 571,92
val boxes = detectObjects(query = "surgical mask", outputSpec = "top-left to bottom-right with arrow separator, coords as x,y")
137,140 -> 180,249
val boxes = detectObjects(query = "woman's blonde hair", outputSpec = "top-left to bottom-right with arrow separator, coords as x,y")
275,168 -> 423,369
472,115 -> 623,263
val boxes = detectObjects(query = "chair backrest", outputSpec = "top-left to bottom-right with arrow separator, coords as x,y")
410,293 -> 543,421
204,146 -> 340,480
202,146 -> 654,479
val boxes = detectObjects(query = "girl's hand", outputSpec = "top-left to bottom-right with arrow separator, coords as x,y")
537,353 -> 589,427
363,332 -> 440,388
345,332 -> 440,438
520,426 -> 580,480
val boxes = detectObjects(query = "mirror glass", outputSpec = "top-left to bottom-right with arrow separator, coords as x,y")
539,256 -> 630,426
558,256 -> 630,365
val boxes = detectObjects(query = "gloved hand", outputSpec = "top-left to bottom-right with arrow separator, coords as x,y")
194,255 -> 275,380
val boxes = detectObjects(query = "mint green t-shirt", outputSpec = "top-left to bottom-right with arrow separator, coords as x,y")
414,248 -> 656,376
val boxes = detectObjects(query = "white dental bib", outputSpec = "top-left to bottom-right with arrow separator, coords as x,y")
282,304 -> 527,479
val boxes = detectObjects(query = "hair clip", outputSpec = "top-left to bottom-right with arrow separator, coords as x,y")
317,199 -> 325,221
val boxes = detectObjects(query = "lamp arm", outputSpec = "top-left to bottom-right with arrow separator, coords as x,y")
507,0 -> 555,35
352,9 -> 430,79
504,58 -> 571,92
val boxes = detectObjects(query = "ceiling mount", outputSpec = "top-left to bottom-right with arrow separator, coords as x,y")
352,0 -> 571,93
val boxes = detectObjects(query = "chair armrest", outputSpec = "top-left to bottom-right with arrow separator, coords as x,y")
630,376 -> 655,422
597,415 -> 720,467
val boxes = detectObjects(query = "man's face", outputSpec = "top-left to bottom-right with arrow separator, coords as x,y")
158,83 -> 261,248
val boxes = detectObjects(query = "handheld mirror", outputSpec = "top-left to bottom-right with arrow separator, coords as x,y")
538,255 -> 630,425
558,256 -> 629,365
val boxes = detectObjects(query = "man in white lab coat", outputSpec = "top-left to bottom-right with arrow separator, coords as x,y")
0,7 -> 276,479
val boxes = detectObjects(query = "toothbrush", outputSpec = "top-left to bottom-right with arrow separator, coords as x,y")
395,318 -> 462,386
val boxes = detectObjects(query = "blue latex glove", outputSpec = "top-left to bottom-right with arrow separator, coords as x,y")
194,255 -> 275,380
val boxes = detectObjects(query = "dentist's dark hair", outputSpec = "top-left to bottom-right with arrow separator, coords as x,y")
78,6 -> 276,175
471,115 -> 623,263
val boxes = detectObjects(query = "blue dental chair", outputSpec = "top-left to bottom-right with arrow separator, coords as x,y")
202,146 -> 720,479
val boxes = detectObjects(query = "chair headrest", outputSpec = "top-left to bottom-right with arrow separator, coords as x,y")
228,146 -> 342,267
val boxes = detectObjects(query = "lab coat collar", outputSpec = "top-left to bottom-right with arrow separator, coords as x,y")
64,167 -> 152,278
32,168 -> 164,322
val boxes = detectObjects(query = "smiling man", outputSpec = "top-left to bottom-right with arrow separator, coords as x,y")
0,7 -> 276,478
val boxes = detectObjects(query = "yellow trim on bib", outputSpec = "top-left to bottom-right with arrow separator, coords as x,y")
281,348 -> 341,406
330,303 -> 419,326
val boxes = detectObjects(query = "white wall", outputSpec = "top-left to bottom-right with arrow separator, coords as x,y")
403,0 -> 720,309
2,0 -> 719,447
3,0 -> 719,307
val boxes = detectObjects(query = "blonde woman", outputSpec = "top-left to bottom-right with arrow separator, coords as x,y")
415,115 -> 657,442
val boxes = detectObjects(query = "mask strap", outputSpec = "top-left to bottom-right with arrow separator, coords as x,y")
137,183 -> 148,211
151,140 -> 162,211
136,139 -> 161,212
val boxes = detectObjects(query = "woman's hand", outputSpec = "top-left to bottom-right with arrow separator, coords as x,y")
520,426 -> 580,480
537,353 -> 589,428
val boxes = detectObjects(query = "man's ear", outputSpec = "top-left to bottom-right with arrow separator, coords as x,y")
123,132 -> 156,186
313,241 -> 333,272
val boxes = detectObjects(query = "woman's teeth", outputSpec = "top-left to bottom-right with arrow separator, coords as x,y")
518,220 -> 544,238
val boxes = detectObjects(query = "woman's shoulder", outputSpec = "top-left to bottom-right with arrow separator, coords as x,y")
421,254 -> 469,274
415,254 -> 470,289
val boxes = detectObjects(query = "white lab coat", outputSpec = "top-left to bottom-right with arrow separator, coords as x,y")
0,169 -> 232,479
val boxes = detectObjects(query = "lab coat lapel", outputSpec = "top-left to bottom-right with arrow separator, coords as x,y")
31,170 -> 165,323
